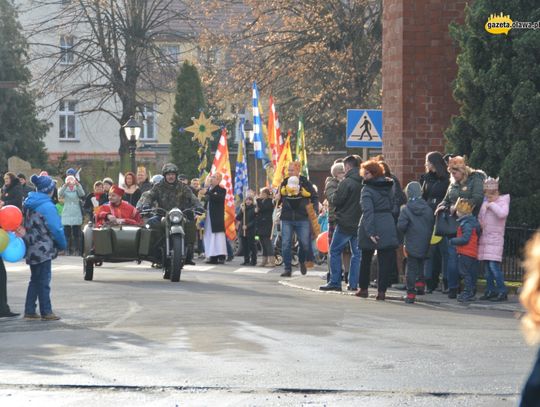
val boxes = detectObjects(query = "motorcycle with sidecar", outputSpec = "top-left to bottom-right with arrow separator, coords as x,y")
81,207 -> 200,282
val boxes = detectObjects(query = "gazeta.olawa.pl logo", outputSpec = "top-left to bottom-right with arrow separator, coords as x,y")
485,13 -> 540,35
485,13 -> 512,35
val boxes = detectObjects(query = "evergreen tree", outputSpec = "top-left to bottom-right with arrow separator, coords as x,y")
0,0 -> 48,171
170,62 -> 206,179
446,0 -> 540,226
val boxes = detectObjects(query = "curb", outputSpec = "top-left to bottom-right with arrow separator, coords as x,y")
278,277 -> 523,314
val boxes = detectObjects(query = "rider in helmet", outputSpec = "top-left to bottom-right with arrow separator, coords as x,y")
139,163 -> 202,265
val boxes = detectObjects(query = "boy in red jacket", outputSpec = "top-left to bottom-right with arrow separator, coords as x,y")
449,198 -> 481,302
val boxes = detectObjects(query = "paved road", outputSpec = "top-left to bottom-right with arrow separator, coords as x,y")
0,256 -> 533,406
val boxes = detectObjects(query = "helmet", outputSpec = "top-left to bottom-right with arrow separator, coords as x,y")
151,174 -> 164,185
161,163 -> 178,176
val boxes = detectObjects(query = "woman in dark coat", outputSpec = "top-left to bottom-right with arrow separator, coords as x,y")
357,160 -> 399,301
202,173 -> 227,264
1,172 -> 23,209
256,187 -> 275,267
420,151 -> 451,292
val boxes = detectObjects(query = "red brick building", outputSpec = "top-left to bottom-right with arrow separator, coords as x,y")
382,0 -> 467,184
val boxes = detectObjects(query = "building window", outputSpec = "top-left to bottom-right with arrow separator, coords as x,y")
60,35 -> 74,64
59,100 -> 77,140
159,44 -> 180,64
141,103 -> 157,140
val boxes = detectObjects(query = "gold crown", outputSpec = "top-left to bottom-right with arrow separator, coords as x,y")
455,198 -> 474,214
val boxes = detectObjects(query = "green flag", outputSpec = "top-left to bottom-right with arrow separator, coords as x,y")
295,117 -> 309,178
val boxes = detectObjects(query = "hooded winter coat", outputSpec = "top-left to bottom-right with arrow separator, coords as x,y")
477,194 -> 510,262
23,192 -> 67,265
332,168 -> 363,235
357,177 -> 399,250
420,171 -> 450,211
397,198 -> 435,258
59,183 -> 85,225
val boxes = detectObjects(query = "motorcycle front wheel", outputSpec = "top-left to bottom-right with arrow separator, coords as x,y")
170,235 -> 184,282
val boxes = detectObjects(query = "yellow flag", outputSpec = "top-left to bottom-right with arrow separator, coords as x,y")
272,134 -> 292,189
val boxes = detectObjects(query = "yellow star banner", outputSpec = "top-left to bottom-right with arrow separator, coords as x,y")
184,112 -> 220,145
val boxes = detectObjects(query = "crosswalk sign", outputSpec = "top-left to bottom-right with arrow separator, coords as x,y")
346,109 -> 383,148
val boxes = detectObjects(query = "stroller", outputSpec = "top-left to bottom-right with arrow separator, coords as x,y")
273,228 -> 299,266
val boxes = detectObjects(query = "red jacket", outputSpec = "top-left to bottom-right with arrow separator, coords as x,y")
450,214 -> 480,259
96,201 -> 142,227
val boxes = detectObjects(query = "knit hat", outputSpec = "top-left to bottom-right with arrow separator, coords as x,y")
31,174 -> 55,194
484,176 -> 499,191
405,181 -> 422,200
102,177 -> 114,186
66,168 -> 77,176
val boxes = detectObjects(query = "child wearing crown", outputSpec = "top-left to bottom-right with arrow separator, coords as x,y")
449,198 -> 481,302
477,177 -> 510,302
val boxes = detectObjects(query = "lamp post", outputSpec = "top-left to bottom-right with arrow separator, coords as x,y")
243,119 -> 257,191
122,116 -> 141,174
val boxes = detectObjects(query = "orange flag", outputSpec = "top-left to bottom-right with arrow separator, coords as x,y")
272,133 -> 292,189
210,128 -> 237,241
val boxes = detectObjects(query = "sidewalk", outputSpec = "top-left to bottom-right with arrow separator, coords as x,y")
278,273 -> 523,313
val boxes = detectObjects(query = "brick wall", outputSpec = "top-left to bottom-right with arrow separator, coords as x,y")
382,0 -> 467,185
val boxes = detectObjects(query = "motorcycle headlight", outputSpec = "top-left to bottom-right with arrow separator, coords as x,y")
169,209 -> 183,224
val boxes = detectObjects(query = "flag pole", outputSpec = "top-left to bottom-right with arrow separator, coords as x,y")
254,161 -> 259,192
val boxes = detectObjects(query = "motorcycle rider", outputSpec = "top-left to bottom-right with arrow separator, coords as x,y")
139,163 -> 202,265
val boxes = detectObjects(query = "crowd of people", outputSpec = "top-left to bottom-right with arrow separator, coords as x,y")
0,149 -> 513,321
311,152 -> 511,305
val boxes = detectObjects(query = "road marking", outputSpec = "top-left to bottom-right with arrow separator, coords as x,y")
234,267 -> 270,274
105,301 -> 142,329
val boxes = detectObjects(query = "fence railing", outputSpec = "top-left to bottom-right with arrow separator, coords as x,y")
501,226 -> 537,282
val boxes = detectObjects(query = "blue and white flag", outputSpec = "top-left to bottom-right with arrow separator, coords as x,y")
252,82 -> 268,161
234,118 -> 249,204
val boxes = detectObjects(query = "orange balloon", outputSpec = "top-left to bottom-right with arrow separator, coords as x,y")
0,205 -> 23,232
316,231 -> 329,254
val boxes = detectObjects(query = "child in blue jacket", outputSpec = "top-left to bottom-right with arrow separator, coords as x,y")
22,175 -> 67,320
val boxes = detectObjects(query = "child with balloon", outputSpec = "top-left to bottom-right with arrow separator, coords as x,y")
21,174 -> 67,321
0,196 -> 28,317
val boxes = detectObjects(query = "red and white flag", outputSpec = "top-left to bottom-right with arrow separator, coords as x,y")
210,128 -> 237,241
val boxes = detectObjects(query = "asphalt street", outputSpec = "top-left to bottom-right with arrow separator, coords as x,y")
0,256 -> 533,406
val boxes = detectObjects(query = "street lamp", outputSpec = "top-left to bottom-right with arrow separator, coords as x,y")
243,119 -> 253,142
243,119 -> 257,190
122,116 -> 141,174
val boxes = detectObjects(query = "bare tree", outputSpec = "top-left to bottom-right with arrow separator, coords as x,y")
21,0 -> 196,165
200,0 -> 382,149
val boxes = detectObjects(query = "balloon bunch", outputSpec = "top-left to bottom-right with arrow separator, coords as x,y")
0,205 -> 26,262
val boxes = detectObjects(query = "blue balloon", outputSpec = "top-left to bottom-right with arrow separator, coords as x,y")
2,235 -> 26,262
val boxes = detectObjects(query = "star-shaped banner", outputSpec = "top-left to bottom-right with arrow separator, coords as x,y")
184,112 -> 219,145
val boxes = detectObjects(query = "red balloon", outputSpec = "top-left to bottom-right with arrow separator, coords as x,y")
316,231 -> 329,254
0,205 -> 23,231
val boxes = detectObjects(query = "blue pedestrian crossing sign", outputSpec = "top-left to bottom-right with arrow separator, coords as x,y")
346,109 -> 383,148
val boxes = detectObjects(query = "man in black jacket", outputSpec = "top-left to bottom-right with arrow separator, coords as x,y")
276,161 -> 318,277
320,155 -> 363,291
